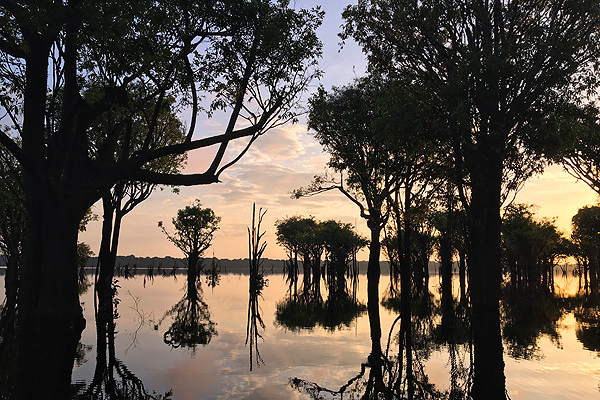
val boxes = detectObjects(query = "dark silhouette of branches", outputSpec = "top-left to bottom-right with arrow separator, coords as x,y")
246,204 -> 268,371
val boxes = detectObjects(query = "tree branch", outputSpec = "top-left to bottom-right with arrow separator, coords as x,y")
121,169 -> 218,186
0,130 -> 26,166
0,35 -> 25,58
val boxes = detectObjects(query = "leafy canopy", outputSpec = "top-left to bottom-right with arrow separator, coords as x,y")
158,200 -> 220,258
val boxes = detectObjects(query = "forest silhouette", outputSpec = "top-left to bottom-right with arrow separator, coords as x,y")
2,1 -> 600,399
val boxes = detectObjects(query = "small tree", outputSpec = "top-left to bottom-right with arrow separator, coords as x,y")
159,201 -> 220,291
572,205 -> 600,302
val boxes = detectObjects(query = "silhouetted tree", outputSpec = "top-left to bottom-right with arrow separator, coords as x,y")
572,205 -> 600,303
562,106 -> 600,195
275,216 -> 303,299
95,98 -> 186,343
275,218 -> 367,332
246,204 -> 268,371
297,78 -> 437,375
158,200 -> 220,295
343,2 -> 600,397
0,1 -> 322,395
502,204 -> 567,291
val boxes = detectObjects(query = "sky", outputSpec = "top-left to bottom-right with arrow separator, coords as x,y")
79,1 -> 598,261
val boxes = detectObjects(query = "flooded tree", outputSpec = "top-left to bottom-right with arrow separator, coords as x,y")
275,218 -> 367,331
502,204 -> 568,292
157,201 -> 220,352
320,220 -> 368,329
0,1 -> 323,395
95,98 -> 186,344
344,2 -> 600,397
297,78 -> 438,375
275,216 -> 322,301
571,205 -> 600,304
80,282 -> 169,399
297,78 -> 399,356
246,204 -> 268,370
159,200 -> 220,295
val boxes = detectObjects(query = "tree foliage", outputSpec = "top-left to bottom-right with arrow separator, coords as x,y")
502,204 -> 567,290
158,200 -> 220,260
343,2 -> 600,398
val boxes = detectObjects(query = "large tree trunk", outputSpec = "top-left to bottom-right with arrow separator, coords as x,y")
17,189 -> 86,399
468,153 -> 506,400
16,39 -> 88,397
96,195 -> 116,337
366,221 -> 382,358
459,251 -> 467,303
400,190 -> 414,400
589,255 -> 599,305
440,224 -> 454,340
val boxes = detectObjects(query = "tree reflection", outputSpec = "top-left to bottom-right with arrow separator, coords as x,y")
500,287 -> 564,360
574,306 -> 600,353
291,282 -> 471,399
275,267 -> 366,332
77,279 -> 170,399
162,280 -> 217,351
246,204 -> 268,370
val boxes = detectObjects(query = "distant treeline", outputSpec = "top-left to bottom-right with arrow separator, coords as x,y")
0,255 -> 581,279
0,255 -> 579,276
80,256 -> 392,275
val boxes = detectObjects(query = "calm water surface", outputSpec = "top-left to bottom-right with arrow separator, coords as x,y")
54,268 -> 600,399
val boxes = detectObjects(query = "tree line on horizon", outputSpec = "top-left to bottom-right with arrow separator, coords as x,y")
2,0 -> 600,399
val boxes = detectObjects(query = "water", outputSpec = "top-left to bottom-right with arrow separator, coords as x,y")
2,267 -> 599,399
58,268 -> 600,399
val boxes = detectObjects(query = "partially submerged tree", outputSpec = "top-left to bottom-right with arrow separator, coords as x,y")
0,1 -> 322,395
296,77 -> 439,397
158,204 -> 220,353
275,218 -> 367,332
246,204 -> 268,371
572,205 -> 600,303
95,97 -> 187,343
502,204 -> 567,291
343,2 -> 600,397
159,200 -> 220,291
275,216 -> 304,298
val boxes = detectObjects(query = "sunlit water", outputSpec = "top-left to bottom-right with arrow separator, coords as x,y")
3,267 -> 600,399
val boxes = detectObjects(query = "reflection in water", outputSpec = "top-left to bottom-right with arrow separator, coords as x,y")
291,280 -> 471,399
501,287 -> 564,360
2,262 -> 600,398
246,205 -> 268,371
276,225 -> 367,332
161,265 -> 217,351
574,307 -> 600,353
292,267 -> 600,400
162,285 -> 217,350
275,270 -> 366,331
76,272 -> 171,399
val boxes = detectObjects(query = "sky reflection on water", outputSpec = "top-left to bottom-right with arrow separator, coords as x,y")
49,271 -> 600,399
